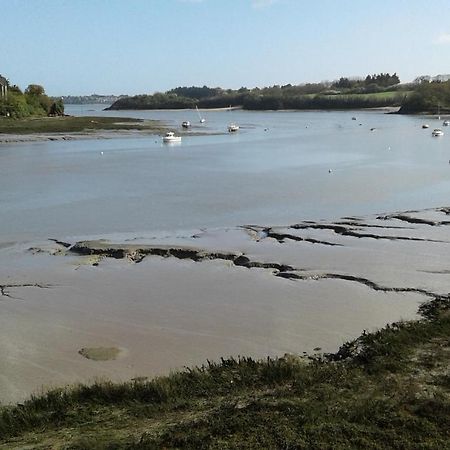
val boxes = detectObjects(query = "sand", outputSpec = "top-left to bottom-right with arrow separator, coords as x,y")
1,207 -> 449,404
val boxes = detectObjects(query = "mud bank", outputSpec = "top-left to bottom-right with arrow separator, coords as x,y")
1,207 -> 449,404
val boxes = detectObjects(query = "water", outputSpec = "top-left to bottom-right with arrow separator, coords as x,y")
1,106 -> 448,241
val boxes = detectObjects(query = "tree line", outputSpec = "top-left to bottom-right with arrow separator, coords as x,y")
399,79 -> 450,113
0,78 -> 64,118
107,73 -> 408,111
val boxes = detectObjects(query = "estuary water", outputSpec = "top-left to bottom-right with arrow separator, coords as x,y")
1,106 -> 449,241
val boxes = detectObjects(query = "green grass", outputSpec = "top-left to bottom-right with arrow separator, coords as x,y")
0,116 -> 168,135
320,90 -> 412,101
1,296 -> 449,449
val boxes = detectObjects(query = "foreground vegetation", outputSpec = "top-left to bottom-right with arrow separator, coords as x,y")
0,116 -> 167,135
0,295 -> 449,449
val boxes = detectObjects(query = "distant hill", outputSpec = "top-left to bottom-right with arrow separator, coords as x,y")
107,74 -> 410,111
413,74 -> 450,83
61,94 -> 128,105
399,79 -> 450,114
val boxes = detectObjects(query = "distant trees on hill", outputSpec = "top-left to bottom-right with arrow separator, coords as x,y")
107,73 -> 406,112
332,73 -> 400,90
399,80 -> 450,113
167,86 -> 222,99
62,94 -> 127,105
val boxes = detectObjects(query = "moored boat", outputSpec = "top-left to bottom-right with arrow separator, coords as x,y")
422,124 -> 429,129
228,123 -> 239,132
181,121 -> 191,128
432,128 -> 444,137
162,132 -> 182,143
196,106 -> 206,123
443,120 -> 450,126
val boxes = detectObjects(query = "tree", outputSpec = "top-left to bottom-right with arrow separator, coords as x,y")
24,84 -> 45,96
49,98 -> 64,116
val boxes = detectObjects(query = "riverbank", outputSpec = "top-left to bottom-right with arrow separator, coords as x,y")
0,116 -> 170,142
1,205 -> 449,447
0,115 -> 225,143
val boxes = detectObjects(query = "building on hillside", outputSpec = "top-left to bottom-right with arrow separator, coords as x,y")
0,75 -> 8,98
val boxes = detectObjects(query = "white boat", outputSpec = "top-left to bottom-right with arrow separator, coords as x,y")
162,132 -> 181,143
196,106 -> 206,123
443,120 -> 450,126
228,123 -> 239,132
432,128 -> 444,137
422,124 -> 429,129
181,121 -> 191,128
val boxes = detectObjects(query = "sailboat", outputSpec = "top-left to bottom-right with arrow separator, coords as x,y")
196,105 -> 206,123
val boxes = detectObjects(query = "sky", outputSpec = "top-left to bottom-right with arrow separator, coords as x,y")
2,0 -> 450,96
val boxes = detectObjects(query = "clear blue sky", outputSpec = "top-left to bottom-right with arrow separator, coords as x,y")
2,0 -> 450,95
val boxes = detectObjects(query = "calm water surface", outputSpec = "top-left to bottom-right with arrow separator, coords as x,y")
1,106 -> 449,241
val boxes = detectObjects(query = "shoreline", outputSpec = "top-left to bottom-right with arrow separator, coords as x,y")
103,105 -> 400,113
0,129 -> 221,144
1,206 -> 448,404
0,130 -> 153,144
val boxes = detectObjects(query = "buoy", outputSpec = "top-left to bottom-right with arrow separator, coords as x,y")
328,169 -> 332,173
100,151 -> 104,155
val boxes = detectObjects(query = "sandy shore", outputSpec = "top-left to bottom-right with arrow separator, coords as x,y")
1,207 -> 449,404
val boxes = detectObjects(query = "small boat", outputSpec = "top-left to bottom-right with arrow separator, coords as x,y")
422,124 -> 429,129
228,123 -> 239,132
162,132 -> 181,143
181,121 -> 191,128
432,129 -> 444,137
351,117 -> 357,120
196,106 -> 206,123
443,120 -> 450,126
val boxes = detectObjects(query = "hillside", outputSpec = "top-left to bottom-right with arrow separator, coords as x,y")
106,74 -> 411,112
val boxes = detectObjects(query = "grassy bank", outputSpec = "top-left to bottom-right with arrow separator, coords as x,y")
0,295 -> 449,449
0,116 -> 168,135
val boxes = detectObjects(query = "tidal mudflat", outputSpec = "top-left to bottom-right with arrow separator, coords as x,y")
2,207 -> 449,404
